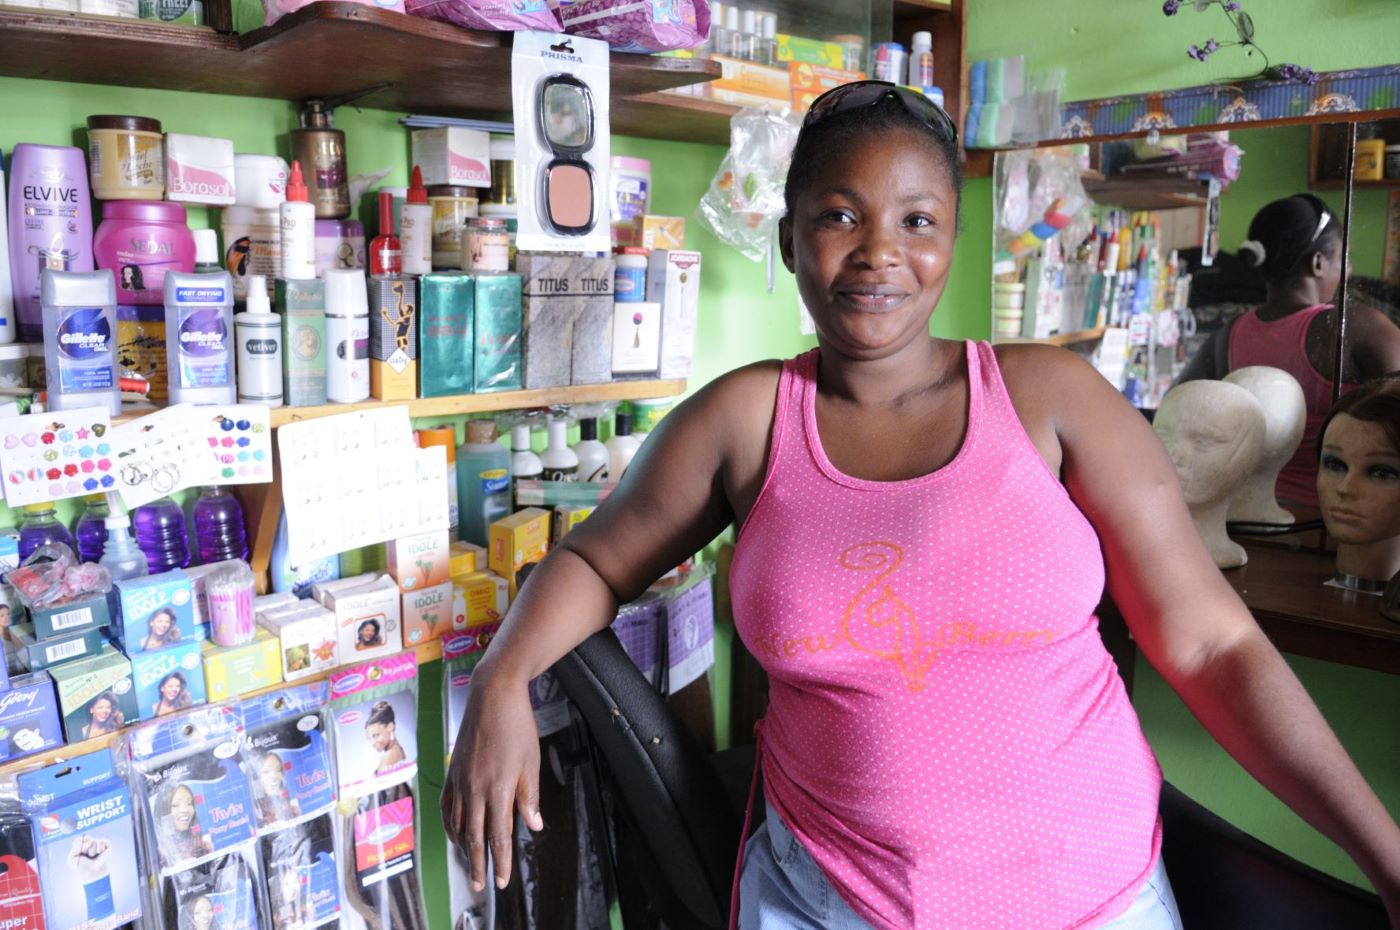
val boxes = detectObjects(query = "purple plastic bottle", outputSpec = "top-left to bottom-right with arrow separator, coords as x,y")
192,486 -> 248,564
7,144 -> 95,340
133,496 -> 190,573
18,503 -> 76,562
72,494 -> 110,563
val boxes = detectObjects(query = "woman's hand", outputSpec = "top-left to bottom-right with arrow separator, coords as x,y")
441,661 -> 544,892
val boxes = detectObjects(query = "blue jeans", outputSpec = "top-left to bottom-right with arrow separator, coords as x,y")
739,803 -> 1183,929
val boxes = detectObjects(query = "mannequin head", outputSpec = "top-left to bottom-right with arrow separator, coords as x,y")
1155,380 -> 1267,568
1316,379 -> 1400,583
1224,366 -> 1306,524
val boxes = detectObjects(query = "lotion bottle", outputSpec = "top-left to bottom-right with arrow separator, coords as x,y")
399,166 -> 433,276
606,412 -> 641,485
540,416 -> 578,481
290,100 -> 350,220
572,417 -> 609,482
510,423 -> 542,480
279,161 -> 316,281
0,150 -> 17,345
323,268 -> 370,403
235,275 -> 283,406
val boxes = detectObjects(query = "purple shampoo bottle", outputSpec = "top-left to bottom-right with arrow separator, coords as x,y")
7,144 -> 95,341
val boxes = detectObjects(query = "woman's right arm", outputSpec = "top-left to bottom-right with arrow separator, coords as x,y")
440,363 -> 778,893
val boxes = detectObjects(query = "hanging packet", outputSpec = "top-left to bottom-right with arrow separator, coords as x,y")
512,31 -> 613,255
328,654 -> 427,930
16,749 -> 142,930
241,682 -> 341,930
160,848 -> 262,930
558,0 -> 710,53
404,0 -> 560,32
0,807 -> 42,930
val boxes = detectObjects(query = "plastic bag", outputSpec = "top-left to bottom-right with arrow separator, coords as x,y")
697,107 -> 801,262
558,0 -> 710,53
7,543 -> 111,611
406,0 -> 560,32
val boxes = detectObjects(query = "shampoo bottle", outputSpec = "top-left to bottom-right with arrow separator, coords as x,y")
400,166 -> 433,276
290,99 -> 351,220
457,418 -> 512,547
41,268 -> 120,415
510,423 -> 542,480
323,268 -> 370,403
572,417 -> 609,482
606,412 -> 641,485
0,149 -> 15,345
163,269 -> 236,404
9,144 -> 95,341
540,416 -> 578,481
235,275 -> 283,406
279,160 -> 316,280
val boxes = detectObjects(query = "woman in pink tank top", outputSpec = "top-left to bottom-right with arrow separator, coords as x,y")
441,85 -> 1400,928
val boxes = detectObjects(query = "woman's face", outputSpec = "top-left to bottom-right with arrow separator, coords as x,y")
121,267 -> 135,287
161,676 -> 183,701
90,697 -> 112,723
365,721 -> 395,752
170,786 -> 196,833
780,126 -> 957,361
260,755 -> 285,793
192,896 -> 214,930
359,623 -> 377,644
150,611 -> 172,637
1318,414 -> 1400,544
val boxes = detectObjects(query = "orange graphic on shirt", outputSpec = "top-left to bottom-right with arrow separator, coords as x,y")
840,542 -> 935,693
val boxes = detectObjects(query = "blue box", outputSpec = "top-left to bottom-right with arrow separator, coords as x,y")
131,640 -> 206,721
0,672 -> 62,762
10,623 -> 108,671
114,569 -> 199,654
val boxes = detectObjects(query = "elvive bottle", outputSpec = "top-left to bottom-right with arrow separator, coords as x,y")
163,269 -> 236,404
8,144 -> 96,341
41,268 -> 121,415
0,149 -> 15,345
290,99 -> 351,220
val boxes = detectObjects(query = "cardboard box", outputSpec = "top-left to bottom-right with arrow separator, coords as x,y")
473,273 -> 523,393
553,504 -> 595,543
775,34 -> 845,68
789,62 -> 866,112
646,250 -> 702,380
339,544 -> 386,578
117,304 -> 168,401
10,624 -> 108,671
419,272 -> 475,398
258,601 -> 338,682
488,509 -> 550,600
324,574 -> 403,662
0,672 -> 62,763
522,297 -> 575,390
165,133 -> 236,205
48,645 -> 137,741
611,301 -> 662,376
402,581 -> 454,646
27,591 -> 110,640
113,569 -> 198,654
277,278 -> 327,407
444,570 -> 509,658
411,128 -> 492,188
129,639 -> 205,721
516,253 -> 614,299
387,529 -> 451,592
202,629 -> 282,702
449,541 -> 486,577
707,55 -> 792,105
513,252 -> 618,389
368,275 -> 419,402
638,215 -> 686,251
572,297 -> 614,386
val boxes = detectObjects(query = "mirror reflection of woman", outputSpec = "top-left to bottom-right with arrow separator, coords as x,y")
1179,194 -> 1400,505
1317,378 -> 1400,588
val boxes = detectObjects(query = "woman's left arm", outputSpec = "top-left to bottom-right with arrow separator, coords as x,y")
1032,348 -> 1400,916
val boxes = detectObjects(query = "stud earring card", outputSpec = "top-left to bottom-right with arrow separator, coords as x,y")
187,405 -> 273,487
0,407 -> 116,506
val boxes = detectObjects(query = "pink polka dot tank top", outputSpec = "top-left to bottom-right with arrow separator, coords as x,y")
730,342 -> 1163,929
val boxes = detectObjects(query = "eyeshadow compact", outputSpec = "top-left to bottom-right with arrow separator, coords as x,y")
537,74 -> 597,236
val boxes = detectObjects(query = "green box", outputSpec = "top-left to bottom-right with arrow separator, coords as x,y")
276,277 -> 327,407
10,623 -> 108,671
48,644 -> 137,743
27,592 -> 110,640
775,34 -> 845,68
419,272 -> 475,398
473,273 -> 523,394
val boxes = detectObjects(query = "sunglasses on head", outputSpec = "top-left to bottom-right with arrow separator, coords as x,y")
803,80 -> 959,145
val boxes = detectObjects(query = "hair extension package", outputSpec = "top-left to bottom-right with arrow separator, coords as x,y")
511,31 -> 612,254
121,704 -> 266,930
328,653 -> 426,930
241,682 -> 342,929
15,748 -> 142,930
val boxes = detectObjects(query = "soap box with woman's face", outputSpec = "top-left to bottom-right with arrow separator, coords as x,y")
113,569 -> 199,655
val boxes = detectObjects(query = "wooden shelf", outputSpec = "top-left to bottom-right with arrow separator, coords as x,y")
996,326 -> 1107,348
1082,174 -> 1212,211
893,0 -> 953,11
614,91 -> 741,146
0,3 -> 719,131
269,378 -> 687,427
0,638 -> 444,775
1310,177 -> 1400,191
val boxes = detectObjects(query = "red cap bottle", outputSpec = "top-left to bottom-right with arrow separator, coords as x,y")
407,165 -> 428,204
286,159 -> 309,203
369,190 -> 402,275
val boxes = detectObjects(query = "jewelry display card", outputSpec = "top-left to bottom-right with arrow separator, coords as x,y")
0,407 -> 116,506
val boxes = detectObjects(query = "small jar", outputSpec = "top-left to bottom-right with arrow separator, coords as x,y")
93,200 -> 196,306
464,217 -> 510,273
428,185 -> 480,269
613,247 -> 649,303
86,115 -> 164,200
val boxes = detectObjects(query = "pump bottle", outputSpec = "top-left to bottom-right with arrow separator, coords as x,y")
279,161 -> 316,280
572,417 -> 609,482
235,274 -> 283,406
540,416 -> 578,481
511,423 -> 542,480
606,412 -> 641,485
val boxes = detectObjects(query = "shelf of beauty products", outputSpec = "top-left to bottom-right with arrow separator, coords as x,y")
0,639 -> 442,776
0,2 -> 719,133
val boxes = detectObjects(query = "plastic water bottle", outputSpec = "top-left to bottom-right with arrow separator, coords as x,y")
192,486 -> 248,564
457,418 -> 512,547
270,509 -> 339,598
98,513 -> 149,581
72,494 -> 110,563
18,503 -> 76,562
132,496 -> 190,573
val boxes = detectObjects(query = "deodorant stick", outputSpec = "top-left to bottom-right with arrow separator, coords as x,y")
323,268 -> 370,403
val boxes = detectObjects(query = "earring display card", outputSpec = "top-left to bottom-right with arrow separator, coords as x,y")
189,405 -> 273,486
108,403 -> 200,509
279,407 -> 448,565
0,407 -> 116,506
